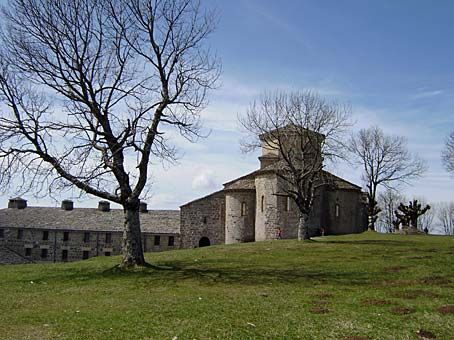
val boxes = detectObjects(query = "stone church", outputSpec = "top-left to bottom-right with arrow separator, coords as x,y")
180,128 -> 367,248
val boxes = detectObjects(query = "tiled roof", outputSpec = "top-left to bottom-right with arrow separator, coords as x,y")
223,171 -> 258,191
0,207 -> 180,234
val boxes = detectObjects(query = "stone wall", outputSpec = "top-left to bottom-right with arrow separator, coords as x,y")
325,189 -> 367,235
225,190 -> 255,243
0,227 -> 179,263
180,191 -> 225,248
254,173 -> 279,241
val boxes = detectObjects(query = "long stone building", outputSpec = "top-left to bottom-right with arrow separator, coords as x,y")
0,127 -> 367,264
0,198 -> 179,264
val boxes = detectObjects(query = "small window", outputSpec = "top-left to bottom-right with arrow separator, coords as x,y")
154,235 -> 160,246
168,236 -> 175,247
0,229 -> 4,238
17,229 -> 23,240
286,197 -> 291,212
62,249 -> 68,261
25,248 -> 32,257
63,232 -> 69,242
104,252 -> 111,257
241,202 -> 246,216
105,233 -> 112,243
82,250 -> 90,260
42,231 -> 49,241
41,248 -> 48,259
84,232 -> 90,243
335,204 -> 340,218
261,196 -> 264,212
202,216 -> 207,224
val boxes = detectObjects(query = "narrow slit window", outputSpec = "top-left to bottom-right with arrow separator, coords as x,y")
286,197 -> 291,212
261,196 -> 264,212
335,204 -> 340,218
241,202 -> 246,216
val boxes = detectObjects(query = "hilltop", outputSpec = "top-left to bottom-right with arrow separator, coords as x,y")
1,232 -> 453,339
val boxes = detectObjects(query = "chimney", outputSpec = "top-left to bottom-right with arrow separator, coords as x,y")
8,197 -> 27,209
61,199 -> 74,211
98,201 -> 110,212
139,201 -> 148,213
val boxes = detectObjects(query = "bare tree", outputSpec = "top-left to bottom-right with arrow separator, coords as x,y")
415,197 -> 435,233
442,131 -> 454,174
377,189 -> 405,233
436,202 -> 454,236
0,0 -> 220,267
239,91 -> 352,240
348,126 -> 426,231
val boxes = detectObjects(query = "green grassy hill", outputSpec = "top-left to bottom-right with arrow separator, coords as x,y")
1,232 -> 453,339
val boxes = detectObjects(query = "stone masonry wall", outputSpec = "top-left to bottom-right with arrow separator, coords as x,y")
180,191 -> 225,248
225,191 -> 256,243
0,227 -> 179,263
255,173 -> 279,241
325,190 -> 366,235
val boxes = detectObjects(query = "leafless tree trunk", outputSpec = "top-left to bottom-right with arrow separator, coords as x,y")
415,197 -> 435,232
442,132 -> 454,174
239,91 -> 352,240
436,202 -> 454,236
377,189 -> 405,233
348,126 -> 426,231
0,0 -> 220,267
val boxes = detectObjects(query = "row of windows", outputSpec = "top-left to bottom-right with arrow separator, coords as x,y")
25,248 -> 111,260
12,230 -> 114,243
9,229 -> 175,247
153,235 -> 174,247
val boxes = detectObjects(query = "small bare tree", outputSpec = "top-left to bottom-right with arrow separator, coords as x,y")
239,91 -> 351,240
348,126 -> 426,231
377,189 -> 405,233
436,202 -> 454,236
442,131 -> 454,174
415,197 -> 435,233
0,0 -> 220,267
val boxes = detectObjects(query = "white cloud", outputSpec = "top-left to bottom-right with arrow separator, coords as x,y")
192,168 -> 218,190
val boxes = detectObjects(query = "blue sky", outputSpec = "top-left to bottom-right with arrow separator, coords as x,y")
1,0 -> 454,209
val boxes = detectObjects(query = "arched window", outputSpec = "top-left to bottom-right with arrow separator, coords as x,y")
261,196 -> 264,212
335,204 -> 340,218
241,202 -> 246,216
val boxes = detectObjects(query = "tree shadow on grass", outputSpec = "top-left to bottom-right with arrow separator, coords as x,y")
22,259 -> 377,288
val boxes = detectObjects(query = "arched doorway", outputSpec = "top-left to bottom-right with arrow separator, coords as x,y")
199,237 -> 211,247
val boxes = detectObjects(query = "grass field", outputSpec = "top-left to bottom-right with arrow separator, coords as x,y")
1,232 -> 453,339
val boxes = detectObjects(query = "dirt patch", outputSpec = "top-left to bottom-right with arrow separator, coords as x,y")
416,329 -> 436,339
437,305 -> 454,314
361,298 -> 394,306
310,305 -> 330,314
421,276 -> 451,285
313,292 -> 334,299
390,306 -> 415,315
392,290 -> 440,299
384,266 -> 407,273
